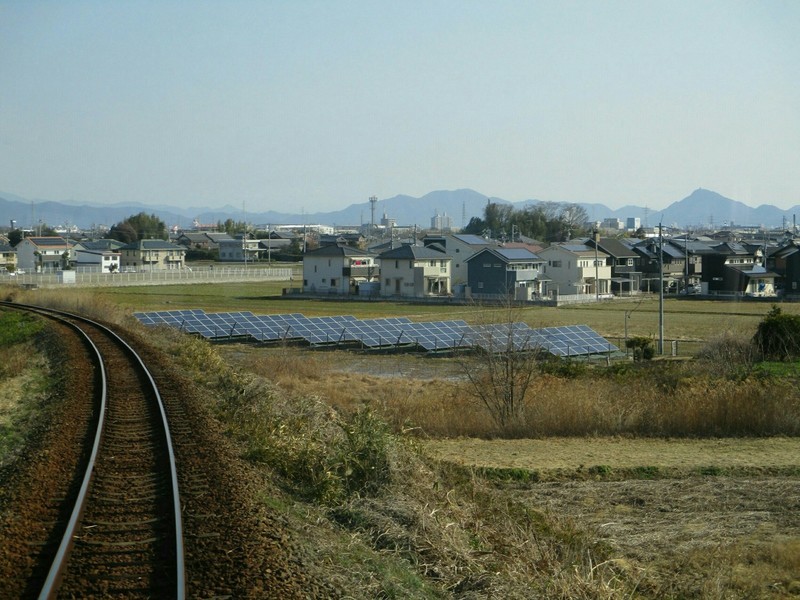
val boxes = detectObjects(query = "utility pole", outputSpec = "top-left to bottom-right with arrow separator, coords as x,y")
684,227 -> 689,292
593,223 -> 600,302
369,195 -> 377,239
658,221 -> 664,355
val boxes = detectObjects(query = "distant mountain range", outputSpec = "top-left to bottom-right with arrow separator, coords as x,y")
1,188 -> 799,232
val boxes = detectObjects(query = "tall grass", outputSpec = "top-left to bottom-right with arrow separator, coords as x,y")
234,346 -> 800,439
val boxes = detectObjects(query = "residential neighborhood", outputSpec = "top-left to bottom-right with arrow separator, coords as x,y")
1,214 -> 799,304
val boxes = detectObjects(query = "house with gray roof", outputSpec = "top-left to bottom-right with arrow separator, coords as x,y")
302,243 -> 378,295
119,239 -> 186,271
0,243 -> 16,273
538,242 -> 611,297
422,233 -> 499,285
15,236 -> 72,272
377,244 -> 451,298
585,237 -> 641,295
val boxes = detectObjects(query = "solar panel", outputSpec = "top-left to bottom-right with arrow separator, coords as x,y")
526,325 -> 618,356
131,312 -> 616,357
400,320 -> 470,351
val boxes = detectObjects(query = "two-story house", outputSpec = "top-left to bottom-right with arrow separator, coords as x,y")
72,239 -> 125,272
0,243 -> 17,272
302,243 -> 378,295
15,236 -> 72,272
585,237 -> 641,295
538,243 -> 611,297
633,238 -> 687,292
119,239 -> 186,271
665,238 -> 717,292
769,240 -> 800,297
377,244 -> 451,298
465,247 -> 547,300
218,237 -> 261,262
702,242 -> 776,296
176,232 -> 233,250
422,234 -> 499,286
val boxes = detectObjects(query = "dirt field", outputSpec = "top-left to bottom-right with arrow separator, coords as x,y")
426,437 -> 800,596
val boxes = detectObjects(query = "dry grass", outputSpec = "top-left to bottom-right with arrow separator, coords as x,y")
220,345 -> 800,439
10,286 -> 800,598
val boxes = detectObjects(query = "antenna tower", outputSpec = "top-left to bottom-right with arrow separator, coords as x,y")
369,195 -> 377,238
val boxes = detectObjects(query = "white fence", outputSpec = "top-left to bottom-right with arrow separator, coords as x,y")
1,266 -> 293,288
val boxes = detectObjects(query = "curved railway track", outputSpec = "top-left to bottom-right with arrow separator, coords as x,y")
1,303 -> 184,599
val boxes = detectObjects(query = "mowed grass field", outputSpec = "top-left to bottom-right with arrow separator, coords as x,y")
83,278 -> 800,342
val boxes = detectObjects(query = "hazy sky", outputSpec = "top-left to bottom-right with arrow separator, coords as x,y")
2,1 -> 799,212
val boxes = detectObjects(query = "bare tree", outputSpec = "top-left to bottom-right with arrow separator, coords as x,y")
459,303 -> 541,430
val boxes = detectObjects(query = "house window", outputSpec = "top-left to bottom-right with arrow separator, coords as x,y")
551,260 -> 562,268
322,278 -> 327,283
330,278 -> 337,287
314,265 -> 317,273
483,263 -> 491,268
430,260 -> 436,266
385,278 -> 390,285
328,259 -> 331,266
409,261 -> 413,268
395,260 -> 399,268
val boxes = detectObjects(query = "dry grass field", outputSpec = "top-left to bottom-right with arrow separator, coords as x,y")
5,281 -> 800,597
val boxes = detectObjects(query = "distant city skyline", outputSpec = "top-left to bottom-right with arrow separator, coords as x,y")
2,2 -> 799,211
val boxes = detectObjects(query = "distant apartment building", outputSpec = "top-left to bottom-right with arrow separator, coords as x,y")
627,217 -> 641,231
601,218 -> 624,230
430,211 -> 453,232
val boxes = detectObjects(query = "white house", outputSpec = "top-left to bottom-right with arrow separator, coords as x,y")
15,237 -> 71,272
73,249 -> 120,273
538,243 -> 612,297
377,244 -> 451,297
422,233 -> 499,285
0,243 -> 17,272
303,243 -> 378,295
119,239 -> 186,271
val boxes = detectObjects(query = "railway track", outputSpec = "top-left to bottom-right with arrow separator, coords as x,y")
1,303 -> 184,599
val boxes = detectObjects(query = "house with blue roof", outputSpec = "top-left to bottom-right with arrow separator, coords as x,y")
465,247 -> 547,300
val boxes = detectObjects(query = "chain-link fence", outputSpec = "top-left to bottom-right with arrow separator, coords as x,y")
0,265 -> 293,288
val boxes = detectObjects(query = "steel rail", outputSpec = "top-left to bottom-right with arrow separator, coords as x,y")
0,302 -> 185,600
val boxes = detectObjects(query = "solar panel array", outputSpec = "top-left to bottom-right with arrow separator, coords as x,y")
133,310 -> 617,356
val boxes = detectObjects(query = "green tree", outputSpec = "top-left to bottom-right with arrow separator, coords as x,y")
626,336 -> 655,361
108,221 -> 138,243
8,229 -> 22,246
464,201 -> 590,242
108,212 -> 167,242
753,305 -> 800,361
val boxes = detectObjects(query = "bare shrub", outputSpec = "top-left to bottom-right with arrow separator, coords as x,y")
696,331 -> 757,375
458,304 -> 541,431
